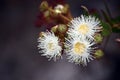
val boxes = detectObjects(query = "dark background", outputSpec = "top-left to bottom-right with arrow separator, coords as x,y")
0,0 -> 120,80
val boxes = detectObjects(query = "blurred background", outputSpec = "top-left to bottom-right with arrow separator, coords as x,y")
0,0 -> 120,80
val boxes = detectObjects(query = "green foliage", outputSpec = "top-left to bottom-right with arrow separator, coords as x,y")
101,21 -> 111,36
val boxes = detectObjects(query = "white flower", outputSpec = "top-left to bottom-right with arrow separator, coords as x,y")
65,36 -> 95,65
67,15 -> 101,38
38,31 -> 62,61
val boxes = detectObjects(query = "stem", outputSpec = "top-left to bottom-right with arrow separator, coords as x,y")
81,5 -> 89,15
59,14 -> 71,22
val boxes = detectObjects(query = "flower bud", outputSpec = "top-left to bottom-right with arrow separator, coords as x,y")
63,4 -> 69,14
54,4 -> 69,14
51,25 -> 58,33
39,32 -> 45,37
39,1 -> 48,12
57,24 -> 67,33
94,33 -> 103,43
44,10 -> 50,17
94,49 -> 104,59
54,4 -> 64,14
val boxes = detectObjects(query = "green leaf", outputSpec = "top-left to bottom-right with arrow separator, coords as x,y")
101,22 -> 111,36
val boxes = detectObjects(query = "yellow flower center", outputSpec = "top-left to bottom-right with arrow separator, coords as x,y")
73,42 -> 85,54
48,43 -> 54,50
78,24 -> 89,35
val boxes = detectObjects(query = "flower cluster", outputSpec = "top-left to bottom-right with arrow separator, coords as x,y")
65,15 -> 102,65
37,1 -> 104,66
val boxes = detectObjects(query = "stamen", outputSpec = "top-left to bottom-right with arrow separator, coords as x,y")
73,42 -> 85,54
78,24 -> 89,34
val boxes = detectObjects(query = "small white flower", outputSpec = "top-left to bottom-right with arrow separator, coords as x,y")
38,31 -> 62,61
67,15 -> 101,38
65,36 -> 95,65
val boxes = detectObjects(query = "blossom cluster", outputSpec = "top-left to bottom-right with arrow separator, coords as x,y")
37,1 -> 103,66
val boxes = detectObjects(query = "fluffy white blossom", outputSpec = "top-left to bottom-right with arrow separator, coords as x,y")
65,36 -> 95,65
67,15 -> 101,39
38,31 -> 62,61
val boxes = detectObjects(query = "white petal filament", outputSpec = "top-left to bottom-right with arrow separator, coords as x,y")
38,31 -> 62,61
